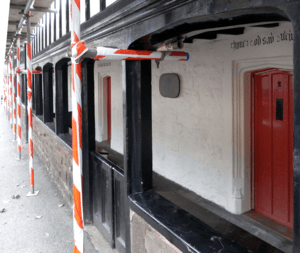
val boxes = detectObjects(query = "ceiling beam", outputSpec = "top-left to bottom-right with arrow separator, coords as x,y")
10,4 -> 57,13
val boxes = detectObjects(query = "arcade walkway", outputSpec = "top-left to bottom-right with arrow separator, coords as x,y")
0,109 -> 98,253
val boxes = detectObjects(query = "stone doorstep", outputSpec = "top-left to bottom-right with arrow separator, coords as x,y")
84,225 -> 118,253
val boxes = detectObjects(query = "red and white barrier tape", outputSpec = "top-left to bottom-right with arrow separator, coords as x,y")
70,40 -> 189,63
27,39 -> 34,193
3,62 -> 6,112
6,61 -> 8,116
17,37 -> 22,159
71,0 -> 84,252
16,69 -> 42,74
12,53 -> 16,139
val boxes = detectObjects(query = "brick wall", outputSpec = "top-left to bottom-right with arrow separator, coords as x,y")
21,106 -> 73,205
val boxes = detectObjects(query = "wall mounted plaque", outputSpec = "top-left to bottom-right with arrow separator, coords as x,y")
159,73 -> 180,98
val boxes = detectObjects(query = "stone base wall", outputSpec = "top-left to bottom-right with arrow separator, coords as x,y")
130,210 -> 182,253
21,105 -> 73,205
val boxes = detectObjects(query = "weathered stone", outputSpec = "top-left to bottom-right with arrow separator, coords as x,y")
131,211 -> 182,253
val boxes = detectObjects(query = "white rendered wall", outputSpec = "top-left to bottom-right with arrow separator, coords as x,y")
92,22 -> 293,213
94,61 -> 123,154
151,22 -> 293,213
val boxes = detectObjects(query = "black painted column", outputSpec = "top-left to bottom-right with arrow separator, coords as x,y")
85,0 -> 90,20
35,74 -> 43,116
286,3 -> 300,252
45,14 -> 48,48
81,59 -> 95,223
100,0 -> 106,12
59,0 -> 62,38
24,75 -> 28,143
54,0 -> 57,42
32,75 -> 35,112
123,60 -> 152,252
43,66 -> 53,123
55,64 -> 69,134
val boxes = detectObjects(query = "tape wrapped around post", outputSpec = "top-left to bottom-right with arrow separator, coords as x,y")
70,0 -> 84,252
12,52 -> 16,138
9,54 -> 12,126
17,37 -> 22,158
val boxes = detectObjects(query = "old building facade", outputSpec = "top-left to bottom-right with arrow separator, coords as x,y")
4,0 -> 300,252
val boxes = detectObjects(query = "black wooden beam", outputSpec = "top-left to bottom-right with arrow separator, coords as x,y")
55,58 -> 70,134
35,73 -> 43,116
85,0 -> 90,20
45,14 -> 48,48
36,27 -> 39,53
59,0 -> 62,38
124,60 -> 153,195
43,64 -> 53,123
123,60 -> 152,252
100,0 -> 106,12
66,0 -> 70,33
286,3 -> 300,252
251,23 -> 279,28
49,13 -> 52,45
81,59 -> 95,223
54,0 -> 57,42
41,16 -> 44,50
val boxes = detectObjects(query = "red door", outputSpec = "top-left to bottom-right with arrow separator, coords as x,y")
254,70 -> 293,228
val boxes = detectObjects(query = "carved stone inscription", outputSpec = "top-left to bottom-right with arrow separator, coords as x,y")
231,30 -> 293,51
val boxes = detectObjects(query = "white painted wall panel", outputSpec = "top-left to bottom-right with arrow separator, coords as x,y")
91,22 -> 293,213
151,22 -> 293,212
94,61 -> 123,154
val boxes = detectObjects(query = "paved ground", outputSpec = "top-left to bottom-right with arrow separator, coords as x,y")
0,109 -> 98,253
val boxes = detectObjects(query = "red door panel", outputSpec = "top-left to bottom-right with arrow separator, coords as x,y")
254,70 -> 293,228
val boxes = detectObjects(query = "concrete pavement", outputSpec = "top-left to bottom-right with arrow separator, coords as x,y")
0,109 -> 98,253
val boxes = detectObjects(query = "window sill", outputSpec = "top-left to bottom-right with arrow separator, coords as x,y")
129,189 -> 249,253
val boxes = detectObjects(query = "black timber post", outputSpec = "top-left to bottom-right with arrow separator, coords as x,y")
43,64 -> 53,123
55,61 -> 69,134
85,0 -> 90,20
100,0 -> 106,12
123,60 -> 153,252
42,16 -> 44,50
54,0 -> 57,42
37,27 -> 39,53
32,75 -> 35,112
49,13 -> 52,45
35,73 -> 43,116
59,0 -> 62,38
81,59 -> 95,223
66,0 -> 70,33
45,14 -> 48,48
286,2 -> 300,252
24,74 -> 28,143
